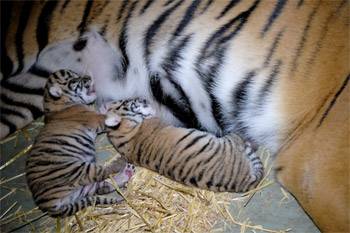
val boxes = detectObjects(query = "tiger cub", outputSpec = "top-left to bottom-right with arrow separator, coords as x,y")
104,99 -> 264,193
26,70 -> 135,218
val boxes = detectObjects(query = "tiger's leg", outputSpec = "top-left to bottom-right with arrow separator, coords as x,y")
49,195 -> 123,218
275,79 -> 349,232
96,163 -> 136,195
76,157 -> 127,186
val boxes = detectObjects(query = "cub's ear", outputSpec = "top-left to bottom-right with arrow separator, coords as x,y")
49,84 -> 63,98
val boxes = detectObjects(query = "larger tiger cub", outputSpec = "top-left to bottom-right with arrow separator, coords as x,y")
104,98 -> 264,193
26,70 -> 134,218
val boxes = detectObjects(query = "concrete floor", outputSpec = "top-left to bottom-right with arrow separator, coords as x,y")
0,119 -> 320,233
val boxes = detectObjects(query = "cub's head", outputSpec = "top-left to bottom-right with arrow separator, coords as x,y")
103,98 -> 155,127
44,69 -> 96,113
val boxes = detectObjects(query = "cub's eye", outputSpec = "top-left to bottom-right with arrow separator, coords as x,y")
69,79 -> 79,89
131,102 -> 137,110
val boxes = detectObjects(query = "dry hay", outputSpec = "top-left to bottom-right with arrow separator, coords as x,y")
0,118 -> 291,233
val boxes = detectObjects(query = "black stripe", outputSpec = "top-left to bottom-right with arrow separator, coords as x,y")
144,0 -> 184,67
0,94 -> 43,119
13,2 -> 33,76
60,0 -> 71,13
164,0 -> 175,7
216,0 -> 240,19
200,0 -> 213,14
150,73 -> 200,129
197,141 -> 221,175
317,75 -> 349,127
160,35 -> 202,129
224,138 -> 234,190
297,0 -> 304,8
180,137 -> 213,179
231,71 -> 255,124
189,177 -> 198,186
197,0 -> 260,66
182,138 -> 214,180
1,1 -> 13,78
62,133 -> 95,150
291,2 -> 320,73
32,164 -> 81,189
176,129 -> 196,145
0,116 -> 16,135
73,201 -> 80,214
258,60 -> 282,106
71,135 -> 95,151
163,34 -> 192,75
99,19 -> 110,36
67,204 -> 74,216
216,146 -> 227,189
0,107 -> 26,119
163,133 -> 207,174
196,0 -> 260,129
28,65 -> 51,78
230,150 -> 243,191
261,0 -> 288,37
117,0 -> 129,21
171,0 -> 201,39
139,0 -> 154,15
119,1 -> 137,74
181,134 -> 207,151
307,0 -> 346,69
37,1 -> 58,52
264,29 -> 284,67
1,79 -> 44,95
68,165 -> 87,184
77,0 -> 94,35
206,147 -> 225,187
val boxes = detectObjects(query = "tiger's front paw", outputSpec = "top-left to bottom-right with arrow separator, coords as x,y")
109,157 -> 127,172
105,112 -> 121,127
113,163 -> 136,187
99,101 -> 113,114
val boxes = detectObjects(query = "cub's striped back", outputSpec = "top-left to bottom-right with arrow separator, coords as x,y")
26,70 -> 132,217
106,99 -> 264,192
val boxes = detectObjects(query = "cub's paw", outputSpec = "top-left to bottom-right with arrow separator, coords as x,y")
244,141 -> 264,181
99,103 -> 108,114
105,111 -> 121,127
113,163 -> 136,187
109,157 -> 127,172
244,141 -> 258,157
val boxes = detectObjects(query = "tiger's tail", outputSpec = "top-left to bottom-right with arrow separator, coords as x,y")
48,196 -> 124,218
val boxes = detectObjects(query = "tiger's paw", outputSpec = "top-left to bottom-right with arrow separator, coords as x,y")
244,141 -> 264,182
113,163 -> 136,187
105,111 -> 121,127
98,101 -> 113,114
244,141 -> 258,156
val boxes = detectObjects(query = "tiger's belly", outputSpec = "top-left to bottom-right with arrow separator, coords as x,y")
34,30 -> 283,154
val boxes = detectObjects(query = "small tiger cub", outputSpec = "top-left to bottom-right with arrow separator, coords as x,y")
104,99 -> 264,193
26,70 -> 135,218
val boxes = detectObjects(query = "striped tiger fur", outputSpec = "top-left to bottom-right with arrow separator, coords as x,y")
26,70 -> 134,218
2,1 -> 349,231
104,98 -> 264,193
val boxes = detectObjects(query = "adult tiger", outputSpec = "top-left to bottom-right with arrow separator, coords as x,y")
1,1 -> 348,232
